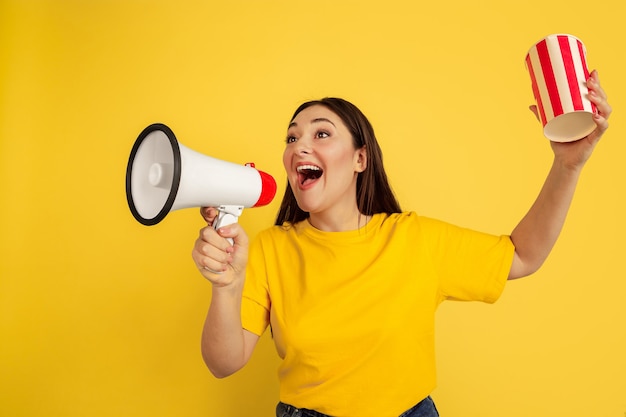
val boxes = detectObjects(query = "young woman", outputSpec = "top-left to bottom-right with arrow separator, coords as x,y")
191,71 -> 611,417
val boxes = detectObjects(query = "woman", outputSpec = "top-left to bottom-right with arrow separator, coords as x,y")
191,71 -> 611,417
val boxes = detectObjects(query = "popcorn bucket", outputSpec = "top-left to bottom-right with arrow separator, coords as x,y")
525,34 -> 597,142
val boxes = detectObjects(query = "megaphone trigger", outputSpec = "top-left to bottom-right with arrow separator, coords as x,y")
213,205 -> 244,245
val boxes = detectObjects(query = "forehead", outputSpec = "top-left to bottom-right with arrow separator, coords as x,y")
289,104 -> 343,127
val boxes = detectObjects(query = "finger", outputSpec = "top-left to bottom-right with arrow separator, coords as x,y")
201,265 -> 224,275
194,225 -> 234,258
192,250 -> 228,275
585,72 -> 612,122
215,223 -> 249,248
192,240 -> 232,274
198,257 -> 228,274
587,70 -> 607,101
198,227 -> 234,254
194,250 -> 227,274
588,89 -> 612,120
592,112 -> 610,136
200,226 -> 236,254
196,242 -> 232,265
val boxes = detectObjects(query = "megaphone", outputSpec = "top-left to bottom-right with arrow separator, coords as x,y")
125,123 -> 277,230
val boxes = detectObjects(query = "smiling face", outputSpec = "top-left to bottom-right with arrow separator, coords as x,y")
283,104 -> 367,224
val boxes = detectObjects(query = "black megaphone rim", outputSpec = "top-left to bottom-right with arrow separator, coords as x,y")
125,123 -> 182,226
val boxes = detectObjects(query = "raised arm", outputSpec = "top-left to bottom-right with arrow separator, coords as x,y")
508,70 -> 612,280
192,207 -> 259,377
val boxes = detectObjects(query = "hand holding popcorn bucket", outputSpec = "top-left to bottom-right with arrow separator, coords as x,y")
525,34 -> 597,142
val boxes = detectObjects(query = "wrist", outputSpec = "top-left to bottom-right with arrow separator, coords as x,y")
552,155 -> 585,176
210,274 -> 245,293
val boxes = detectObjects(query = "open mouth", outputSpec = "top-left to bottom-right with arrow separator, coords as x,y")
297,164 -> 323,186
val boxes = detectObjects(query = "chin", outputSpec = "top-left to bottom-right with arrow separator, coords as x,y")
293,198 -> 319,215
294,203 -> 315,214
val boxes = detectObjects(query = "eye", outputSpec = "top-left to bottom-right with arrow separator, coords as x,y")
315,130 -> 330,139
286,135 -> 297,144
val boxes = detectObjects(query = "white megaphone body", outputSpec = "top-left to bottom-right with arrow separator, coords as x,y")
125,123 -> 277,231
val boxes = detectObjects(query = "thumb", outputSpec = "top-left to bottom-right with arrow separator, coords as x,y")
217,223 -> 249,248
200,206 -> 218,225
529,105 -> 540,122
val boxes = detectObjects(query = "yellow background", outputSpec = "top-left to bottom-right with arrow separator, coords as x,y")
1,1 -> 624,416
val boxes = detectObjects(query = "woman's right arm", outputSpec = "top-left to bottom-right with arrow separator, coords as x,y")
192,208 -> 260,378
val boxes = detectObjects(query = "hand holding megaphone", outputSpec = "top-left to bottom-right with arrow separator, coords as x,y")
125,123 -> 277,231
194,206 -> 249,279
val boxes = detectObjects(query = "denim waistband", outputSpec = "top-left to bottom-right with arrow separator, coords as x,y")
276,401 -> 330,417
276,395 -> 438,417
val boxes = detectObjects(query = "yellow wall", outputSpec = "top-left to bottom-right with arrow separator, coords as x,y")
1,1 -> 624,416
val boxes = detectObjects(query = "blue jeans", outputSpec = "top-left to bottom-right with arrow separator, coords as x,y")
276,396 -> 439,417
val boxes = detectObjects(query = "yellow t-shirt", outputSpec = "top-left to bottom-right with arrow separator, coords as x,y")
241,212 -> 514,417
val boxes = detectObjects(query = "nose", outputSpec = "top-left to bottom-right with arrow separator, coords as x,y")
295,137 -> 312,155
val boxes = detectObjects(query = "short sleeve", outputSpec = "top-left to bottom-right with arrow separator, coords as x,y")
241,232 -> 271,336
419,216 -> 515,304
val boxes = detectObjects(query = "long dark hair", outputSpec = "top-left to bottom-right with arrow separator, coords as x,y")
275,97 -> 402,226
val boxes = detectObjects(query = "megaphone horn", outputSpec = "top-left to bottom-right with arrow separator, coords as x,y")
125,123 -> 277,227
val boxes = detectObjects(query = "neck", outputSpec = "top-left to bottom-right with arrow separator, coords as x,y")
308,208 -> 371,232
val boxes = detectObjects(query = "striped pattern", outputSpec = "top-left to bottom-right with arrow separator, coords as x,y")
525,34 -> 596,127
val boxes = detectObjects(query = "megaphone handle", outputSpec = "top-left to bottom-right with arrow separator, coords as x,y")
214,205 -> 244,245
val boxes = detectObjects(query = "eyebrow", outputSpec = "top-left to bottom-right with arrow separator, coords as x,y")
288,117 -> 336,129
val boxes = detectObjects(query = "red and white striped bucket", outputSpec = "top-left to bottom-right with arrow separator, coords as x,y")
525,34 -> 597,142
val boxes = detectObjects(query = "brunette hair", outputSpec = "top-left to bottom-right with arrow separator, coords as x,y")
275,97 -> 401,226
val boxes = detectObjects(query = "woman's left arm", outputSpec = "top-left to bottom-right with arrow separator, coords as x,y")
508,70 -> 612,280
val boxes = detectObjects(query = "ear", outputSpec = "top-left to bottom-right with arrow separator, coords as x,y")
355,145 -> 367,173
